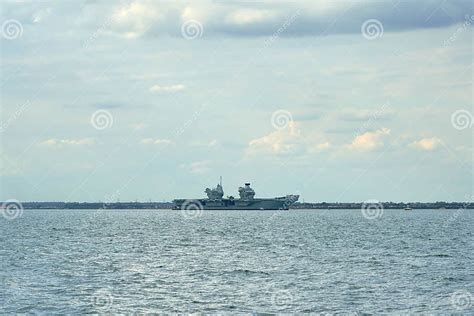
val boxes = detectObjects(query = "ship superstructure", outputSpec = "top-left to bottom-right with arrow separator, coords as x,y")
173,179 -> 299,210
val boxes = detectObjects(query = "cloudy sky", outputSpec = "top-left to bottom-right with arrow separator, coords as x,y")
1,0 -> 473,203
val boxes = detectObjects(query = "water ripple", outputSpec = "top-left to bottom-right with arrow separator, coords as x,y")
1,209 -> 473,313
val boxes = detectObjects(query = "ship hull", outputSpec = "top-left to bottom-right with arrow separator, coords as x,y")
173,198 -> 293,210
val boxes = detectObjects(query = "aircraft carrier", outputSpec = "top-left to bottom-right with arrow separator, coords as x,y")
173,179 -> 299,210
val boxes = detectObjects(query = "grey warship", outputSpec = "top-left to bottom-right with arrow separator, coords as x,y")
173,179 -> 299,210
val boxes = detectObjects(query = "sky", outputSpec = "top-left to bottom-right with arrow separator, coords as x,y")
0,0 -> 473,203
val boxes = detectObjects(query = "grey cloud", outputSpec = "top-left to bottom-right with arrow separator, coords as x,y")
2,0 -> 472,41
222,1 -> 471,36
133,0 -> 473,38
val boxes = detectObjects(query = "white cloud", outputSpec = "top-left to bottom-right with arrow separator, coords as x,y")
132,123 -> 147,131
410,137 -> 442,151
38,138 -> 95,148
181,160 -> 211,174
247,122 -> 333,157
111,2 -> 162,39
348,128 -> 391,151
191,140 -> 218,147
311,141 -> 331,152
149,84 -> 185,93
32,8 -> 52,23
226,9 -> 278,25
140,138 -> 173,145
181,6 -> 213,23
208,140 -> 218,147
248,121 -> 304,155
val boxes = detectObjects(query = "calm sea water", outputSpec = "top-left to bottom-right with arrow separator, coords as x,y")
1,209 -> 473,314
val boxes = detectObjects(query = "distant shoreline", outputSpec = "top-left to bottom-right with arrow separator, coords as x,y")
6,201 -> 473,210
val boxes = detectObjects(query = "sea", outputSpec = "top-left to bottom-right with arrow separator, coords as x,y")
1,209 -> 473,314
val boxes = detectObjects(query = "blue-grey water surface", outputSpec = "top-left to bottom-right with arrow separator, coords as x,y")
1,209 -> 473,314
